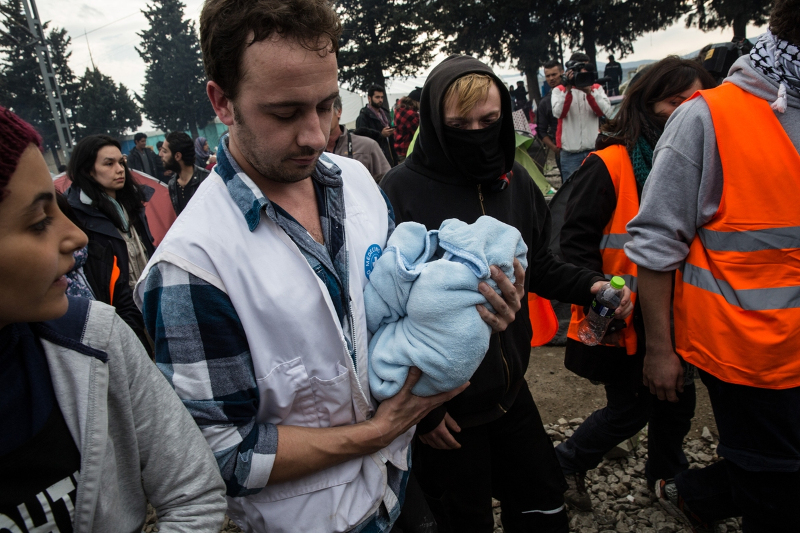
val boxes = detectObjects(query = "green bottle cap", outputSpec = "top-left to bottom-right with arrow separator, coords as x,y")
610,276 -> 625,289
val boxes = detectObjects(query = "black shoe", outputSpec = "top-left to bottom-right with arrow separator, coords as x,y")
654,478 -> 716,533
563,472 -> 592,511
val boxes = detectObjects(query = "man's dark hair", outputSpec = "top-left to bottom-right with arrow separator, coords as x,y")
608,55 -> 615,62
367,84 -> 385,98
568,52 -> 591,64
156,141 -> 164,151
134,132 -> 147,142
770,0 -> 800,46
200,0 -> 342,101
599,56 -> 717,151
543,59 -> 563,70
165,131 -> 195,166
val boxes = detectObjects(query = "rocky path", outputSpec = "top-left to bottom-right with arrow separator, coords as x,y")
542,419 -> 741,533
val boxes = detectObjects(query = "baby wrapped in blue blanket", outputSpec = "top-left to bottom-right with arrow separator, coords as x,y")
364,216 -> 528,400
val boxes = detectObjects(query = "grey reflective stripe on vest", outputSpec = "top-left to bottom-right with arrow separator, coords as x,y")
697,226 -> 800,252
605,273 -> 637,293
599,233 -> 633,250
680,263 -> 800,311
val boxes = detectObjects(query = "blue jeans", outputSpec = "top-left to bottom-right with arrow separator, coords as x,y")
559,150 -> 591,184
673,370 -> 800,532
555,382 -> 696,486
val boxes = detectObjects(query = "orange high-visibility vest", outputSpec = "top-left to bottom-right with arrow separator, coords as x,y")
673,83 -> 800,389
567,145 -> 639,355
109,255 -> 120,305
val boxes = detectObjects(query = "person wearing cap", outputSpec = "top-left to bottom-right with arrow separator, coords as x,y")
551,53 -> 612,183
380,55 -> 633,533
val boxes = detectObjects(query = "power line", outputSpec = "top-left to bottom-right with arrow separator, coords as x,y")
72,38 -> 138,69
72,11 -> 140,39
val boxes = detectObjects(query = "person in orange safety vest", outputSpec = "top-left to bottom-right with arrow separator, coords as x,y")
557,57 -> 716,513
625,1 -> 800,529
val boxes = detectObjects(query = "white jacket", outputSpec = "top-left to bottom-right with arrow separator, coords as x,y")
550,84 -> 611,152
137,153 -> 414,533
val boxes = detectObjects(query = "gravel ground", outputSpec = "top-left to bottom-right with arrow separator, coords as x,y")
541,420 -> 741,533
147,420 -> 740,533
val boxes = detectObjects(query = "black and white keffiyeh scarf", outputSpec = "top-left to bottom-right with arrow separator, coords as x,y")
750,30 -> 800,113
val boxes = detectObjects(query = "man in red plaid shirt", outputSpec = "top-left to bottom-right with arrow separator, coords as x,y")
393,89 -> 421,162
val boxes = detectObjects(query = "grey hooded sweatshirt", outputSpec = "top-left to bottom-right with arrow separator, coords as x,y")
37,297 -> 227,532
625,54 -> 800,271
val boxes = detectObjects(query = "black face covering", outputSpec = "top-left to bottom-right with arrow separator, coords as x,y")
442,117 -> 506,183
405,55 -> 516,186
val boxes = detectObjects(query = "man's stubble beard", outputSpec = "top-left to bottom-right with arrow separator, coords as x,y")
164,155 -> 181,173
232,103 -> 319,184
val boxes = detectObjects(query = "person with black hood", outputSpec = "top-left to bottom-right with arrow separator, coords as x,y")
380,55 -> 633,533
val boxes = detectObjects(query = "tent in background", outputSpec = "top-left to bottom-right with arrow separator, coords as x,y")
339,87 -> 365,125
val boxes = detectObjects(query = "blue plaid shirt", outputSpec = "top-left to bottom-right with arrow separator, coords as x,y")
141,136 -> 402,531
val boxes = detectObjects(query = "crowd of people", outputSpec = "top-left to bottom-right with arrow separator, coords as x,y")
1,0 -> 798,532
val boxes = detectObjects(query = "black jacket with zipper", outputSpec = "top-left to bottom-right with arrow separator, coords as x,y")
381,55 -> 602,433
65,185 -> 155,352
355,105 -> 398,167
168,165 -> 210,215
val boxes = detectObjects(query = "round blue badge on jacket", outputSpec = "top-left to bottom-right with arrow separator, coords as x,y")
364,244 -> 382,279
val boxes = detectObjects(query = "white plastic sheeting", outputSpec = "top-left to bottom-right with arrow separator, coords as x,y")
339,87 -> 365,125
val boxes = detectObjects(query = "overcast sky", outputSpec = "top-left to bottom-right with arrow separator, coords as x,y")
36,0 -> 767,128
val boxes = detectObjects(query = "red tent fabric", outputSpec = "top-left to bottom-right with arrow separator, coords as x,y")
528,293 -> 558,347
54,170 -> 176,247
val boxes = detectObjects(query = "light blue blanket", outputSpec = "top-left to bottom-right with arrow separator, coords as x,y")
364,216 -> 529,400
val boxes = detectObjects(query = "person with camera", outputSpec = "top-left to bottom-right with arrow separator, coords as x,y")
551,53 -> 611,184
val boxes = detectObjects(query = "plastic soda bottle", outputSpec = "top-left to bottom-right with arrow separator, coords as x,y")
577,276 -> 626,346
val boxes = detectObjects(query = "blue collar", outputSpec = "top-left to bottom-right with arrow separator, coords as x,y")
215,134 -> 344,232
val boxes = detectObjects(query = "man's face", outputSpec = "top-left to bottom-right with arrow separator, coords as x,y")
224,36 -> 339,184
544,67 -> 563,88
444,82 -> 502,130
136,137 -> 147,150
159,140 -> 181,172
369,91 -> 385,108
